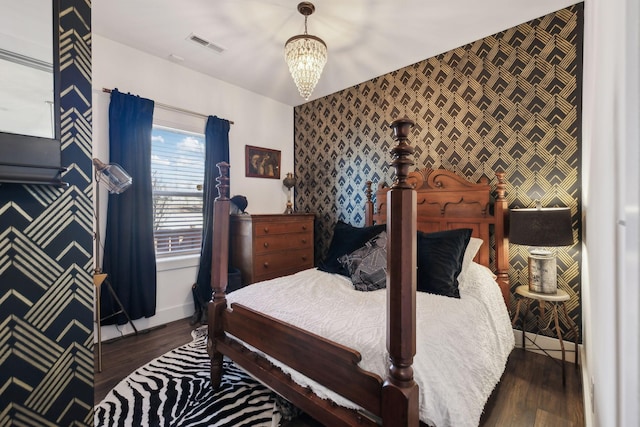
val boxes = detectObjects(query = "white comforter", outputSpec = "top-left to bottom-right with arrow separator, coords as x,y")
225,263 -> 514,427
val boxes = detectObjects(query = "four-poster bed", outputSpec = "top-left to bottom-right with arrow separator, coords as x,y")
207,118 -> 513,426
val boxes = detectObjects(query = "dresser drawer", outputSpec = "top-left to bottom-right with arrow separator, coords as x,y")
253,248 -> 314,281
253,220 -> 311,236
254,232 -> 312,254
230,213 -> 315,285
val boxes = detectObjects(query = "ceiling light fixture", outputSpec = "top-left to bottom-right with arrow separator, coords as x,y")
284,2 -> 327,101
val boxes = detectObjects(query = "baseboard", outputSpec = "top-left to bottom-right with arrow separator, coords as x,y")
96,303 -> 193,343
513,329 -> 580,364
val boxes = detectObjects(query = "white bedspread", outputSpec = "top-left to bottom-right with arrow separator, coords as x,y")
225,263 -> 514,427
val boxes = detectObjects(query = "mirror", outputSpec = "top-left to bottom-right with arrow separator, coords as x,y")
0,0 -> 63,185
0,0 -> 55,138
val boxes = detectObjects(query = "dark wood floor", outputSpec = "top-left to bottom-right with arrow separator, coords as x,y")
95,318 -> 584,426
94,318 -> 196,402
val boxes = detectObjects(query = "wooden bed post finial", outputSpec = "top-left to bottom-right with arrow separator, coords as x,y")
383,117 -> 419,425
365,180 -> 373,202
495,170 -> 506,200
390,118 -> 415,190
215,161 -> 230,200
365,181 -> 374,226
208,161 -> 231,389
211,161 -> 230,300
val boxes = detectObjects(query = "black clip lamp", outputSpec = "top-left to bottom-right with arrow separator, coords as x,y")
509,201 -> 573,294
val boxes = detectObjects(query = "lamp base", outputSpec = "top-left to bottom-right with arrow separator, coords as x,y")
94,272 -> 138,372
283,201 -> 294,214
283,185 -> 295,214
528,249 -> 557,294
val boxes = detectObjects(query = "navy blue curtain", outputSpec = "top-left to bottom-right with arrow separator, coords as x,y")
101,89 -> 157,324
194,116 -> 230,311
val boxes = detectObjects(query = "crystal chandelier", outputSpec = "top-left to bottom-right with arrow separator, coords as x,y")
284,2 -> 327,101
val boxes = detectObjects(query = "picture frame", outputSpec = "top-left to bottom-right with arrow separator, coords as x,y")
245,145 -> 281,179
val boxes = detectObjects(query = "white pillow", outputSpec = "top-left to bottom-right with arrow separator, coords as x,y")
461,237 -> 483,274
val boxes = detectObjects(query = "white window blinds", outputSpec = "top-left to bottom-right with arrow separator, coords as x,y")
151,125 -> 205,257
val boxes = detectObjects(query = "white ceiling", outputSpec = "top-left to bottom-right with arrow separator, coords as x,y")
92,0 -> 580,107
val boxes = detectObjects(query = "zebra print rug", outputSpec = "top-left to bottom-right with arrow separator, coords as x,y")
94,328 -> 288,426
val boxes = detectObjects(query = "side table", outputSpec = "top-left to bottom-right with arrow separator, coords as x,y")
511,285 -> 579,386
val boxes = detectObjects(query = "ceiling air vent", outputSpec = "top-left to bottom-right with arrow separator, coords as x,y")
187,33 -> 225,54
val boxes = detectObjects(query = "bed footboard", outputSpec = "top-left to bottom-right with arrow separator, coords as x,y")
217,303 -> 382,426
224,303 -> 382,412
220,338 -> 379,426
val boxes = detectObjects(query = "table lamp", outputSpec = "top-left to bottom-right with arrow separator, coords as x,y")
509,201 -> 573,294
283,172 -> 296,214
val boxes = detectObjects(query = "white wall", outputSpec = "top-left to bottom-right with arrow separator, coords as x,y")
581,0 -> 639,425
92,35 -> 294,341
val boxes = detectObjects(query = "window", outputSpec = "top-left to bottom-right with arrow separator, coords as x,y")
151,125 -> 205,257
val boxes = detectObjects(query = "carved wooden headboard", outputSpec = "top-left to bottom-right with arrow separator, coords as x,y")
365,168 -> 510,306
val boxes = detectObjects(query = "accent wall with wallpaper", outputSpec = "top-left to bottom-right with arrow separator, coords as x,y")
294,4 -> 583,340
0,0 -> 94,424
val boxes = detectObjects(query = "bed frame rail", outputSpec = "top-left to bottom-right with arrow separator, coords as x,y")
223,303 -> 383,414
219,334 -> 379,426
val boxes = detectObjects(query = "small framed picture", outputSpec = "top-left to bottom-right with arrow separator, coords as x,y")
245,145 -> 281,179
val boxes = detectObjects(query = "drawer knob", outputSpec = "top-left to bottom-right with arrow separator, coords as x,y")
263,262 -> 269,269
263,242 -> 269,248
301,239 -> 307,244
301,256 -> 307,261
302,225 -> 307,230
263,227 -> 269,233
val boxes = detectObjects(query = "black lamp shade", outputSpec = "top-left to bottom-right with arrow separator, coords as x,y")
509,207 -> 573,247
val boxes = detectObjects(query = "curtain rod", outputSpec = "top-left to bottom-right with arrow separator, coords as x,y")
101,88 -> 234,125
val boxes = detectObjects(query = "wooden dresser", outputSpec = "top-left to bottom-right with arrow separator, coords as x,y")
230,213 -> 314,285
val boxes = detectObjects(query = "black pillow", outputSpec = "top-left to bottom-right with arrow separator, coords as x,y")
318,221 -> 386,276
416,228 -> 472,298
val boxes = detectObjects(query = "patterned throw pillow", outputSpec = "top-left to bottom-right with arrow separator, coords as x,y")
338,232 -> 387,291
318,221 -> 386,276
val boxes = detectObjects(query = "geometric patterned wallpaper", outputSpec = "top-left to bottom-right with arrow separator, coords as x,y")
294,4 -> 583,341
0,1 -> 93,425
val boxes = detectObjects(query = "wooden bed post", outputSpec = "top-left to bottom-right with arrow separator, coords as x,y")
382,118 -> 419,426
207,161 -> 230,389
493,171 -> 510,306
364,181 -> 374,226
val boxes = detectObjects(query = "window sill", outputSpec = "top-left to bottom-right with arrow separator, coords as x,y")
156,253 -> 200,272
